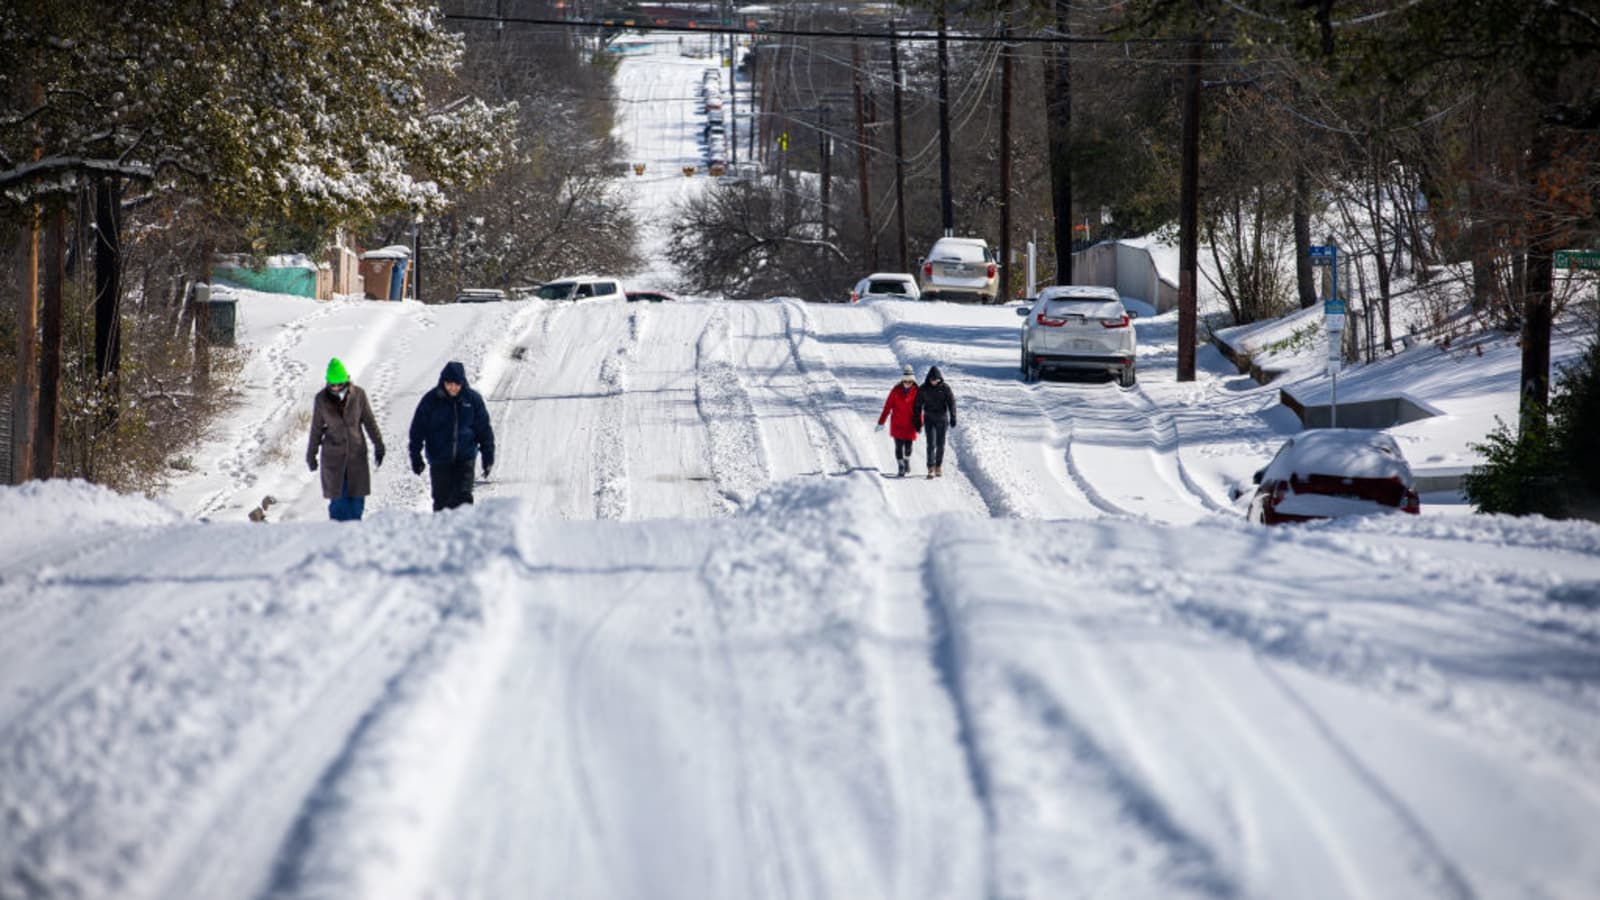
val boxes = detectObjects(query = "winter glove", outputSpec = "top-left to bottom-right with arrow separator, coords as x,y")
482,463 -> 493,479
950,421 -> 957,429
875,423 -> 884,433
412,458 -> 425,476
307,456 -> 318,473
374,446 -> 385,468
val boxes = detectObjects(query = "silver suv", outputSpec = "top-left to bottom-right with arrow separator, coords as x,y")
919,237 -> 998,303
1016,285 -> 1137,386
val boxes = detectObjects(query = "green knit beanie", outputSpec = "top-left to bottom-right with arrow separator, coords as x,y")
326,357 -> 350,384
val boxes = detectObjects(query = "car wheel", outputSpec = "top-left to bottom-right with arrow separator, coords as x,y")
1026,360 -> 1041,382
1118,364 -> 1137,388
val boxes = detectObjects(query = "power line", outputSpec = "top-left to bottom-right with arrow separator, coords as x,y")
440,13 -> 1232,47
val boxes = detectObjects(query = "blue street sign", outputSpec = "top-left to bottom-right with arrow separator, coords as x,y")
1325,299 -> 1346,316
1309,245 -> 1336,263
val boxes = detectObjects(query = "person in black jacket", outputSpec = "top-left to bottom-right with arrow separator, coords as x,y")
408,360 -> 495,511
913,365 -> 957,479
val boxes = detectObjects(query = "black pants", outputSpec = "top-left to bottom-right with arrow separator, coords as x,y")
894,438 -> 914,463
429,458 -> 476,511
925,420 -> 948,467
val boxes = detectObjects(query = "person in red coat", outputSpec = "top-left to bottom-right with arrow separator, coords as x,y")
876,364 -> 921,477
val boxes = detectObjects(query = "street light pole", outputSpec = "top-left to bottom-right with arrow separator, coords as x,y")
412,212 -> 422,301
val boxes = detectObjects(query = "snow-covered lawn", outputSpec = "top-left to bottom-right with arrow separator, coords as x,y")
3,36 -> 1598,900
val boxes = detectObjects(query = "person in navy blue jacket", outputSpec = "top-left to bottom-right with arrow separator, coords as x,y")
408,360 -> 495,511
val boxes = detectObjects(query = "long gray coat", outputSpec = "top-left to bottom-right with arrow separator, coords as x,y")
307,384 -> 385,499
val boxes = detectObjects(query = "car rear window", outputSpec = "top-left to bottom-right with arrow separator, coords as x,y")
1044,298 -> 1121,318
931,242 -> 987,263
868,279 -> 911,294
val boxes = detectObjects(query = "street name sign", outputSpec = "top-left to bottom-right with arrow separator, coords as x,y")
1554,249 -> 1600,270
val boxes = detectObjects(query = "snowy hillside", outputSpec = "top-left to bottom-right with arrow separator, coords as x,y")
3,36 -> 1599,900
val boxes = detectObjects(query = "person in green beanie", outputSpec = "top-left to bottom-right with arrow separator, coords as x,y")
307,357 -> 385,521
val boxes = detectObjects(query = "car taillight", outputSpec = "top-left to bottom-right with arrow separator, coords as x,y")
1036,312 -> 1066,327
1403,489 -> 1420,514
923,262 -> 933,278
1100,314 -> 1130,329
986,263 -> 997,278
850,290 -> 859,303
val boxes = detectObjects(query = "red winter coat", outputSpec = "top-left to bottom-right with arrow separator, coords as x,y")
878,383 -> 920,441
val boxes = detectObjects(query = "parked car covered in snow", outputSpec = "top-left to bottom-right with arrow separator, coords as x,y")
1243,429 -> 1421,525
453,288 -> 509,303
849,273 -> 921,303
1016,285 -> 1137,385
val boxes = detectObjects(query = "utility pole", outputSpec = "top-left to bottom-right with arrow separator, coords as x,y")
1046,0 -> 1073,286
889,21 -> 909,272
819,105 -> 832,239
853,39 -> 876,271
729,24 -> 738,166
1177,32 -> 1204,382
998,16 -> 1014,303
35,204 -> 65,479
936,0 -> 953,235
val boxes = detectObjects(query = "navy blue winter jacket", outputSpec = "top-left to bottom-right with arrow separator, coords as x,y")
408,361 -> 495,470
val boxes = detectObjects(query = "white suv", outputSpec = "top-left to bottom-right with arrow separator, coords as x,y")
1016,285 -> 1138,386
919,237 -> 998,303
533,276 -> 626,301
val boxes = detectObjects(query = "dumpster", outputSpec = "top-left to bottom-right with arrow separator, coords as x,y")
390,257 -> 409,300
197,283 -> 238,346
359,246 -> 411,300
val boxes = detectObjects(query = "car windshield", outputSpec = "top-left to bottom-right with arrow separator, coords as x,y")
535,283 -> 574,300
868,280 -> 911,294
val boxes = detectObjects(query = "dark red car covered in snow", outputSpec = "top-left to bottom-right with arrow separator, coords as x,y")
1246,429 -> 1421,525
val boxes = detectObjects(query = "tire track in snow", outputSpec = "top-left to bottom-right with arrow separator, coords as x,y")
264,560 -> 523,900
917,532 -> 1000,899
592,304 -> 647,519
774,299 -> 862,476
1256,659 -> 1478,900
1031,379 -> 1212,522
694,307 -> 769,511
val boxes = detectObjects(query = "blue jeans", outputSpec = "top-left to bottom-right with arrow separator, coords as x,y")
329,475 -> 365,521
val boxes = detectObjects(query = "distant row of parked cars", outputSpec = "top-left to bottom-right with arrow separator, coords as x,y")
453,276 -> 674,304
700,68 -> 728,170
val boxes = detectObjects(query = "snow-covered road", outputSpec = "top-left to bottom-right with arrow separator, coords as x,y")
3,37 -> 1599,900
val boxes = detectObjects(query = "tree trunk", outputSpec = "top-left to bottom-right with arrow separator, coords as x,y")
1518,73 -> 1559,428
36,204 -> 66,479
1467,105 -> 1494,313
1292,82 -> 1316,310
1046,0 -> 1073,284
15,201 -> 39,483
